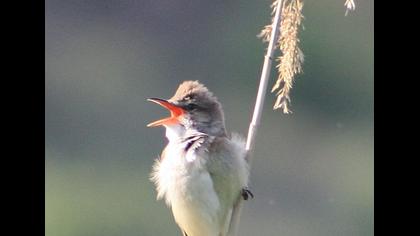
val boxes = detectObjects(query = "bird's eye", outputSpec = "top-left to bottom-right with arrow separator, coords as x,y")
185,103 -> 198,111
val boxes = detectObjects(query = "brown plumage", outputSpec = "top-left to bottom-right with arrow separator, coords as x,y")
147,81 -> 250,236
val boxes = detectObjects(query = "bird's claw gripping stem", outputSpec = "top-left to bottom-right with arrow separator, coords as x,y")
241,188 -> 254,200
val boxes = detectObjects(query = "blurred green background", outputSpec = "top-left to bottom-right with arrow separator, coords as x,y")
46,0 -> 373,235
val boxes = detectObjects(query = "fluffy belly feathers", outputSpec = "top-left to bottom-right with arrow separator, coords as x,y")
151,143 -> 224,236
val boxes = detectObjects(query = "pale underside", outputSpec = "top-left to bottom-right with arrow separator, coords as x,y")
150,124 -> 249,236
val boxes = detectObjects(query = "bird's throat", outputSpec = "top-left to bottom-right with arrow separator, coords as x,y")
164,124 -> 186,143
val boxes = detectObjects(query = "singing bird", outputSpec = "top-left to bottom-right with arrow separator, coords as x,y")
147,81 -> 252,236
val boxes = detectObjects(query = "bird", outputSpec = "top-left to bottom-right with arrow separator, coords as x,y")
147,81 -> 252,236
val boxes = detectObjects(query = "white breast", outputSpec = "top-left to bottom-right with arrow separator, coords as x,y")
150,125 -> 248,236
149,125 -> 221,236
152,141 -> 221,236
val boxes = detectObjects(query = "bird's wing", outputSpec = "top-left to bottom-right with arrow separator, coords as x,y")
205,137 -> 245,236
208,134 -> 249,236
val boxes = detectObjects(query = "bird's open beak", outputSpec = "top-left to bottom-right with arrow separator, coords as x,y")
147,98 -> 185,127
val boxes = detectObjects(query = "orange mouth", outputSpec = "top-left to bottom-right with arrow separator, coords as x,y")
147,98 -> 185,127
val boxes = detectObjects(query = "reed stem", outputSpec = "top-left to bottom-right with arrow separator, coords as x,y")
228,0 -> 284,235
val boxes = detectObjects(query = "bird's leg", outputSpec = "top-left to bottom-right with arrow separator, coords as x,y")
241,187 -> 254,200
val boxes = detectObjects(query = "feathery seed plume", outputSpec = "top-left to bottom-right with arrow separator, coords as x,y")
258,0 -> 304,114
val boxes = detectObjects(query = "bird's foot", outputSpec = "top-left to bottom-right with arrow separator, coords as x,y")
241,187 -> 254,200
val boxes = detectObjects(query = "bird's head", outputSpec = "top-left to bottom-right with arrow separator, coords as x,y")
147,81 -> 227,137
